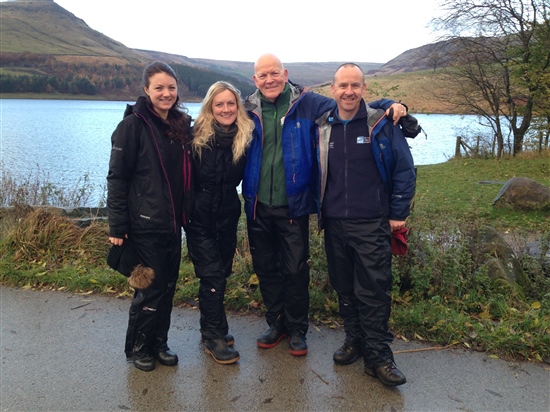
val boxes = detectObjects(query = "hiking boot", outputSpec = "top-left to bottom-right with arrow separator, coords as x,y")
133,353 -> 156,372
257,325 -> 288,349
333,341 -> 361,365
365,360 -> 407,386
288,330 -> 308,356
204,338 -> 240,365
154,349 -> 178,366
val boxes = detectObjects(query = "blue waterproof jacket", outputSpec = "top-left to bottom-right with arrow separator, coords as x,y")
242,82 -> 393,220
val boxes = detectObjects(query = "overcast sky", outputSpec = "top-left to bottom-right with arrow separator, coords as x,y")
50,0 -> 444,64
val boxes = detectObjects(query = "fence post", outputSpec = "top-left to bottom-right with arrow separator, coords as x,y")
455,136 -> 462,158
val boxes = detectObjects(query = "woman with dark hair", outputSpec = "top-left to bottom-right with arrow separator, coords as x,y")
186,81 -> 254,364
107,61 -> 193,372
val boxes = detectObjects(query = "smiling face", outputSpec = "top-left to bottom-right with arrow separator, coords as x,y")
253,54 -> 288,102
212,89 -> 238,130
331,64 -> 366,120
143,72 -> 177,119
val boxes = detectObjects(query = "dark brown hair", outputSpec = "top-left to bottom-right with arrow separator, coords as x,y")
142,62 -> 192,144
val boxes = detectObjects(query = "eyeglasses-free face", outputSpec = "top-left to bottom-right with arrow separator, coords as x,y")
331,65 -> 366,120
253,55 -> 289,103
212,89 -> 238,130
143,72 -> 178,119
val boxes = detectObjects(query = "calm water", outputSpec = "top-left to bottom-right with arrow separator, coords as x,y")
1,99 -> 485,206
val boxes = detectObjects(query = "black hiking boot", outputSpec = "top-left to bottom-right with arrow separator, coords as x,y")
256,325 -> 288,349
365,359 -> 407,386
333,341 -> 361,365
288,330 -> 308,356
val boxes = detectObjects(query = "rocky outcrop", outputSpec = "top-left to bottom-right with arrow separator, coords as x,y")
470,226 -> 530,291
492,178 -> 550,211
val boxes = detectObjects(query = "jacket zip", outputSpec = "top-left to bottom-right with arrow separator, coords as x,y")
269,109 -> 278,205
343,123 -> 348,218
135,112 -> 178,234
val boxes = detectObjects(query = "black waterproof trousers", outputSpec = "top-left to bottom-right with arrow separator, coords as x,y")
324,217 -> 395,366
247,202 -> 310,334
185,221 -> 237,340
125,232 -> 181,359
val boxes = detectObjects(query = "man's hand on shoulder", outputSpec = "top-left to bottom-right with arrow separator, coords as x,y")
386,103 -> 407,125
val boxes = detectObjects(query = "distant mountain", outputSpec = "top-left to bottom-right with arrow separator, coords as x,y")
113,51 -> 377,89
0,0 -> 453,98
1,0 -> 144,64
368,39 -> 478,76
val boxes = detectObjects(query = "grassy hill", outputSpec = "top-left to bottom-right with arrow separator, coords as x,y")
2,0 -> 442,100
312,69 -> 456,114
1,0 -> 254,99
1,0 -> 143,64
0,0 -> 481,114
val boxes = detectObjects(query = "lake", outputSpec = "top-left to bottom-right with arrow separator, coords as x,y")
1,99 -> 486,206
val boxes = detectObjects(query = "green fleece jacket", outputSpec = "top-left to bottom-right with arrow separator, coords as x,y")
257,84 -> 291,206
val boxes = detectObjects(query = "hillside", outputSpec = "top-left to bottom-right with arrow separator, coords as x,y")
0,0 -> 452,102
370,38 -> 490,76
0,0 -> 398,97
1,0 -> 143,65
311,69 -> 455,114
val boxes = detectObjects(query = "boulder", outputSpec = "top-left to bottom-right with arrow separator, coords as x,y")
470,226 -> 529,290
492,178 -> 550,211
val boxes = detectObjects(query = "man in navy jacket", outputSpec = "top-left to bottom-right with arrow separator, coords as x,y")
316,63 -> 415,386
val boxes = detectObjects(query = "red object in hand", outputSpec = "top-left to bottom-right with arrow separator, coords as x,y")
391,227 -> 409,255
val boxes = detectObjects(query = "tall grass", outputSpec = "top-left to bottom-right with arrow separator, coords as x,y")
0,165 -> 98,207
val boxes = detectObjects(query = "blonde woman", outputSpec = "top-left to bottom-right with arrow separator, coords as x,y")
185,81 -> 254,364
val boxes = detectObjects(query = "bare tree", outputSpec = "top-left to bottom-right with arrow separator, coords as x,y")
432,0 -> 550,156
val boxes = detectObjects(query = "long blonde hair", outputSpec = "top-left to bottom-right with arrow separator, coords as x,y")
193,81 -> 254,163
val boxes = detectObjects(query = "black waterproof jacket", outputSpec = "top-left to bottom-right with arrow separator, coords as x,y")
107,96 -> 193,238
188,130 -> 245,234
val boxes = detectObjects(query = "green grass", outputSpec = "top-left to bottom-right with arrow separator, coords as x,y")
415,156 -> 550,231
1,154 -> 549,362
